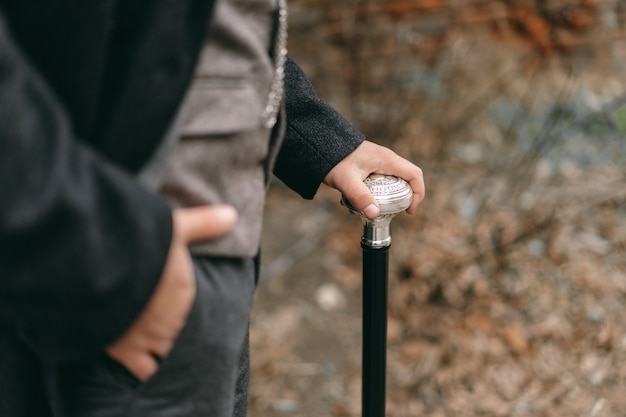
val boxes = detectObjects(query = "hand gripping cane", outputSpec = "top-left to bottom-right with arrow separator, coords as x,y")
342,175 -> 413,417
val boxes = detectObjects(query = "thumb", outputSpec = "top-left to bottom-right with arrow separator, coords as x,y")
173,205 -> 238,244
341,177 -> 380,220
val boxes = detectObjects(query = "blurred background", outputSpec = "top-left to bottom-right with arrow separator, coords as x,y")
250,1 -> 626,416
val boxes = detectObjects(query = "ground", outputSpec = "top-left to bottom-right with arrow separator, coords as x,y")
249,2 -> 626,416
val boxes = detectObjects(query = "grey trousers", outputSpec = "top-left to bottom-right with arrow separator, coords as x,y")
0,256 -> 256,417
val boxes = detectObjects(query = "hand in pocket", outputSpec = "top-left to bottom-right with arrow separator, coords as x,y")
105,205 -> 238,381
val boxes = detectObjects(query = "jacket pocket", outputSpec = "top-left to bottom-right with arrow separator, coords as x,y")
45,274 -> 201,415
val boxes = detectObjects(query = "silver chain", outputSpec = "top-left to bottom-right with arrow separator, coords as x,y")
261,0 -> 288,128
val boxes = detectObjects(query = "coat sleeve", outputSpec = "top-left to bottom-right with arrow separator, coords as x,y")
0,14 -> 172,362
274,56 -> 365,199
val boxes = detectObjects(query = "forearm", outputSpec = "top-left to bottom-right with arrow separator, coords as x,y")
274,57 -> 365,199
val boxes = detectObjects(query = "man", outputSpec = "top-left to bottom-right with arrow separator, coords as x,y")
0,0 -> 424,416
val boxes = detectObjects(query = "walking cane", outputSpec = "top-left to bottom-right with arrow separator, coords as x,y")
342,175 -> 413,417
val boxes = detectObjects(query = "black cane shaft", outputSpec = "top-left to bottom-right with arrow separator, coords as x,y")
362,244 -> 389,417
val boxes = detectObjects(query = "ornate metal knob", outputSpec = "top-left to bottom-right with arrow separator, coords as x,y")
342,174 -> 413,248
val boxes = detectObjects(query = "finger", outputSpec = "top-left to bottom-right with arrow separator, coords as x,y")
374,160 -> 425,214
106,347 -> 159,382
124,352 -> 158,381
407,170 -> 425,212
358,143 -> 425,213
340,173 -> 380,219
174,205 -> 238,244
405,173 -> 425,214
138,325 -> 176,359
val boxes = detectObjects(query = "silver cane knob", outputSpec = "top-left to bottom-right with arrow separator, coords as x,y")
342,174 -> 413,248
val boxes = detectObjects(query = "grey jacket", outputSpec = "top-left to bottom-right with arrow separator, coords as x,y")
158,0 -> 366,257
158,0 -> 281,257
